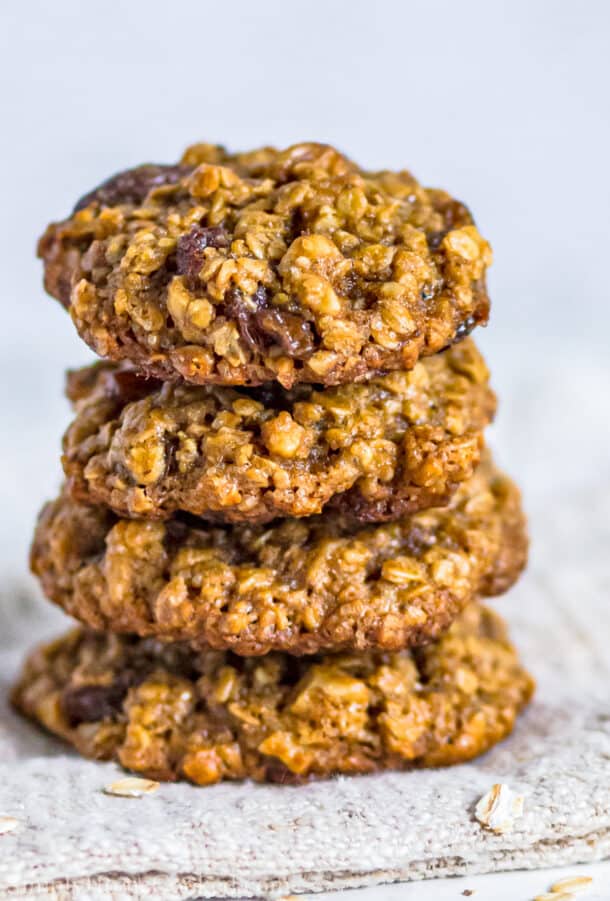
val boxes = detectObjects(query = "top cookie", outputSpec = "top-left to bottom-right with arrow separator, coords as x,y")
39,142 -> 492,387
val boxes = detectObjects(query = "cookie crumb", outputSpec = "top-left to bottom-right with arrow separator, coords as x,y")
474,783 -> 524,833
550,877 -> 592,894
0,817 -> 20,834
462,891 -> 475,897
103,777 -> 159,797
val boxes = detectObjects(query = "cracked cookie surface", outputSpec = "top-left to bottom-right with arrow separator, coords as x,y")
39,142 -> 491,387
30,457 -> 527,655
12,604 -> 534,785
62,339 -> 495,523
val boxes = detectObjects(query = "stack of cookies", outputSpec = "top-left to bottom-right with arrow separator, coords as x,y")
13,142 -> 534,785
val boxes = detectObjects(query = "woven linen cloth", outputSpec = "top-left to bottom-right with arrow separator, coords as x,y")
0,344 -> 609,900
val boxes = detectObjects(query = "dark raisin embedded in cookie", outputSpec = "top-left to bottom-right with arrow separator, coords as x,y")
74,164 -> 190,212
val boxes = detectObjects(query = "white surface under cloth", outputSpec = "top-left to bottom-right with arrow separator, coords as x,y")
0,339 -> 609,900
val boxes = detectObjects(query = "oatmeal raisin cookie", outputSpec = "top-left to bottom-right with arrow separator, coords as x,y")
39,142 -> 491,387
62,339 -> 494,523
12,604 -> 534,784
30,457 -> 527,656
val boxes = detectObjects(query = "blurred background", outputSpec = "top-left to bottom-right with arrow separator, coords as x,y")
1,0 -> 609,570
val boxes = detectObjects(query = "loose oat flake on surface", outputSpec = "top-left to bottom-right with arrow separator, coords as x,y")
549,876 -> 593,893
103,777 -> 159,797
534,893 -> 574,901
0,817 -> 20,834
474,783 -> 524,833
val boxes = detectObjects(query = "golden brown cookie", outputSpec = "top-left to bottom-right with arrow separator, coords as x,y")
12,604 -> 534,785
62,339 -> 495,524
30,456 -> 527,656
38,142 -> 491,387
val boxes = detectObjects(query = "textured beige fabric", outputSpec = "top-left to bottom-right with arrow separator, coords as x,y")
0,344 -> 609,899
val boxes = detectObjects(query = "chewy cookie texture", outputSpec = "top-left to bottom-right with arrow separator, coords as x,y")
30,457 -> 527,655
12,604 -> 534,785
16,139 -> 531,784
38,142 -> 492,388
62,338 -> 495,523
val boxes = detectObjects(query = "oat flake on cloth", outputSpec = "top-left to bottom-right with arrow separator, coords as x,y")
0,345 -> 609,900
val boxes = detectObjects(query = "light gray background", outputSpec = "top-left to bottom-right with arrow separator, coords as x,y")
1,0 -> 608,562
0,2 -> 609,898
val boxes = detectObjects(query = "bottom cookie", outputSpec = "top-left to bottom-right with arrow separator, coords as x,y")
12,604 -> 533,785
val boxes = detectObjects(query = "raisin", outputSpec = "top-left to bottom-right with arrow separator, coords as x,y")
61,683 -> 126,726
61,669 -> 147,726
224,286 -> 314,358
427,230 -> 446,252
74,164 -> 191,212
66,363 -> 161,407
108,368 -> 163,403
253,308 -> 314,357
176,225 -> 230,284
223,286 -> 266,351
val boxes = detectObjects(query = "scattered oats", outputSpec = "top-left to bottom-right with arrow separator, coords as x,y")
474,783 -> 524,833
0,817 -> 20,835
534,894 -> 574,901
103,777 -> 159,797
550,877 -> 593,893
